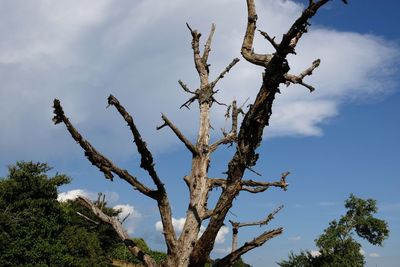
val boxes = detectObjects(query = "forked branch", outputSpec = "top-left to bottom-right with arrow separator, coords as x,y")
229,205 -> 284,252
210,100 -> 241,153
76,196 -> 157,267
52,99 -> 156,198
284,59 -> 321,92
215,227 -> 283,267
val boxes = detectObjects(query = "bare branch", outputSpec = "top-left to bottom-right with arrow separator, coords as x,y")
277,0 -> 330,56
107,95 -> 165,191
284,59 -> 321,92
76,211 -> 100,225
258,29 -> 279,50
210,58 -> 240,88
202,23 -> 216,65
215,228 -> 283,267
241,172 -> 290,193
209,100 -> 240,153
157,113 -> 198,155
241,0 -> 273,66
186,23 -> 209,82
52,99 -> 156,198
178,80 -> 195,94
76,196 -> 157,267
180,95 -> 198,109
229,205 -> 283,252
230,205 -> 283,229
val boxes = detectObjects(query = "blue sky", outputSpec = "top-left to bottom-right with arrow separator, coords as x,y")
1,0 -> 399,266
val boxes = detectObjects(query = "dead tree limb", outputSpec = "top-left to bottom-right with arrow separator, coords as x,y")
284,59 -> 321,92
190,1 -> 335,265
76,196 -> 158,267
229,205 -> 284,252
215,228 -> 283,267
53,99 -> 177,257
157,113 -> 198,155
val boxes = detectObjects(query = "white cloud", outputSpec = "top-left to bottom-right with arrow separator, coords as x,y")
57,189 -> 95,202
368,252 -> 381,258
360,248 -> 366,255
0,0 -> 398,164
57,189 -> 119,204
156,217 -> 229,244
114,204 -> 142,234
288,236 -> 301,241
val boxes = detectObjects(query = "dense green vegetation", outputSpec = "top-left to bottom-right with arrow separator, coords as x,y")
0,161 -> 165,267
278,195 -> 389,267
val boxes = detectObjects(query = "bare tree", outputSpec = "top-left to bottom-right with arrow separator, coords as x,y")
53,0 -> 347,266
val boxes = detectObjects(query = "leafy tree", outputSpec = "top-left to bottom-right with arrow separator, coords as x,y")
278,195 -> 389,267
0,162 -> 112,266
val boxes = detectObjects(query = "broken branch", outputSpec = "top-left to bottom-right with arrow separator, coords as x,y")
157,113 -> 198,155
202,23 -> 216,65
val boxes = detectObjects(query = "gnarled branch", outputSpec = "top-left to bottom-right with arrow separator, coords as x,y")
76,196 -> 157,267
107,95 -> 165,191
52,99 -> 156,198
241,0 -> 273,67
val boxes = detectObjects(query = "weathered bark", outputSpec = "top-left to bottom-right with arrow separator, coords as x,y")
53,0 -> 347,266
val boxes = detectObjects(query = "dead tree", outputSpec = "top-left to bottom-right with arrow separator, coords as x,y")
53,0 -> 347,266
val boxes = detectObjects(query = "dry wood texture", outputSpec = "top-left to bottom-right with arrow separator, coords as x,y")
53,0 -> 347,266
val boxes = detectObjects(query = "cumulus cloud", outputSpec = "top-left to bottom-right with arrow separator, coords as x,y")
1,0 -> 398,164
155,217 -> 229,244
57,189 -> 119,204
57,189 -> 95,202
114,204 -> 142,234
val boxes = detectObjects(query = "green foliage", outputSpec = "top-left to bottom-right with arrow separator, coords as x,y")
109,238 -> 167,264
278,194 -> 389,267
0,162 -> 112,267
